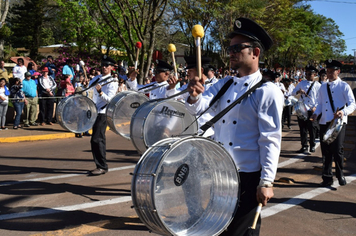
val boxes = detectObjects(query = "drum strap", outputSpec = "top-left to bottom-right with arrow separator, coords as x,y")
199,78 -> 267,133
306,81 -> 315,97
326,83 -> 336,113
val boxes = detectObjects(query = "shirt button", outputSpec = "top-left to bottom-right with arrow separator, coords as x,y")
234,82 -> 237,85
233,121 -> 237,124
244,83 -> 248,86
229,142 -> 233,146
326,110 -> 328,111
222,120 -> 225,123
227,100 -> 230,103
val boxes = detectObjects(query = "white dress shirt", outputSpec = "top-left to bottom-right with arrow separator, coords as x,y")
126,79 -> 168,100
90,74 -> 118,114
185,70 -> 284,182
314,77 -> 356,125
292,80 -> 321,111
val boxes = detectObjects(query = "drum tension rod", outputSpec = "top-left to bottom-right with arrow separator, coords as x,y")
129,172 -> 157,177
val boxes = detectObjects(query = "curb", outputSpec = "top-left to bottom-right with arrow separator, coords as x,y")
0,132 -> 75,143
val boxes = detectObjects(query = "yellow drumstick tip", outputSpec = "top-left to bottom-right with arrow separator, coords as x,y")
168,44 -> 176,53
192,25 -> 204,38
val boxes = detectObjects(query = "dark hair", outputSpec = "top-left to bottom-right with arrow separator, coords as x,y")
66,59 -> 73,64
249,41 -> 264,58
27,62 -> 34,70
89,68 -> 96,74
17,58 -> 24,64
47,55 -> 53,60
202,64 -> 210,76
0,78 -> 6,83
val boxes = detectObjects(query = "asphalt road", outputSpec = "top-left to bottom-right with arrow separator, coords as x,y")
1,75 -> 356,236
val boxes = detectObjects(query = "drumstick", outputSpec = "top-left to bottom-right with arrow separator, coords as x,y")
251,203 -> 262,230
168,44 -> 178,78
135,42 -> 142,70
192,25 -> 205,80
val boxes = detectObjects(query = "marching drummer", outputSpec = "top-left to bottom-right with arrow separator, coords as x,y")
88,55 -> 119,176
126,60 -> 173,99
292,65 -> 321,153
185,18 -> 284,235
310,59 -> 356,187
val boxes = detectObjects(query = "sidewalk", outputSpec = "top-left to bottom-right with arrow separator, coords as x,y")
0,123 -> 75,143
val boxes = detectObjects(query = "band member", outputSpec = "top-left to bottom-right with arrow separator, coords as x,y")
185,17 -> 283,235
292,65 -> 321,153
88,55 -> 118,176
310,59 -> 356,187
126,60 -> 173,99
318,69 -> 328,84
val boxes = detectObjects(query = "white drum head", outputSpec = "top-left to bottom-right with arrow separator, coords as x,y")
56,95 -> 97,133
106,91 -> 149,139
132,137 -> 239,236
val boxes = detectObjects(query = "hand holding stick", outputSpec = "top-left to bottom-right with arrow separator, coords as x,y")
192,25 -> 205,80
168,43 -> 178,78
251,203 -> 263,230
135,42 -> 142,70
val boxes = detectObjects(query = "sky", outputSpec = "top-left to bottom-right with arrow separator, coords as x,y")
307,0 -> 356,56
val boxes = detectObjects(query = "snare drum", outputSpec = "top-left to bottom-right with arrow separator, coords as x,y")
106,91 -> 149,139
56,95 -> 97,133
131,136 -> 239,236
130,100 -> 198,154
323,118 -> 343,144
294,101 -> 308,120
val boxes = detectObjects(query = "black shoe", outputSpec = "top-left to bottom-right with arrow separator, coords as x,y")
319,180 -> 333,187
310,146 -> 316,152
297,147 -> 308,153
338,176 -> 347,186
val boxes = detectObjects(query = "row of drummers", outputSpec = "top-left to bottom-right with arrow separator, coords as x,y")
56,56 -> 217,154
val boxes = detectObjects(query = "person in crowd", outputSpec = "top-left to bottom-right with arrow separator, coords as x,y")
89,68 -> 97,80
206,65 -> 219,84
45,55 -> 57,79
118,78 -> 128,93
10,77 -> 26,129
318,69 -> 328,84
127,60 -> 172,99
12,58 -> 27,81
27,62 -> 36,75
32,72 -> 41,85
0,78 -> 9,130
88,55 -> 118,176
38,67 -> 57,126
118,67 -> 128,81
292,65 -> 321,153
273,72 -> 286,94
0,60 -> 9,85
22,72 -> 38,127
62,59 -> 75,84
184,17 -> 283,235
310,59 -> 356,187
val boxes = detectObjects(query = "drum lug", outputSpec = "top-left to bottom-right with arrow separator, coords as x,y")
151,173 -> 157,177
152,209 -> 157,213
129,172 -> 134,175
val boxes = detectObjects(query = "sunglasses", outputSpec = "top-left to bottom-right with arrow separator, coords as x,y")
227,44 -> 253,54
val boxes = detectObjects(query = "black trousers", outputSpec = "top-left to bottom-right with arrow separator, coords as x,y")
220,171 -> 261,236
282,105 -> 292,127
320,123 -> 346,181
297,111 -> 317,148
91,114 -> 108,170
38,96 -> 55,123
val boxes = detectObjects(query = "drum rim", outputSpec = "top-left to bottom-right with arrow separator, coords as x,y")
56,95 -> 98,133
106,91 -> 149,138
133,136 -> 240,236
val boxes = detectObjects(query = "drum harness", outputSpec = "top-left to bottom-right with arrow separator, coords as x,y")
181,78 -> 267,137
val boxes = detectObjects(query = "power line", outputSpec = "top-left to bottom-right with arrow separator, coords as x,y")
345,37 -> 356,41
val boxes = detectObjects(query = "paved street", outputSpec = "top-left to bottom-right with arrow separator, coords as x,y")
0,74 -> 355,236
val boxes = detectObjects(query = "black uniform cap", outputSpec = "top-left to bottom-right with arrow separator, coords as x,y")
184,56 -> 211,69
318,68 -> 326,76
262,69 -> 276,79
305,65 -> 318,72
325,59 -> 342,70
101,55 -> 116,66
229,17 -> 273,51
156,59 -> 174,71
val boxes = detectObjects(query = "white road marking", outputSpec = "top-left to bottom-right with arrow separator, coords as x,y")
278,142 -> 320,168
0,196 -> 132,221
0,165 -> 136,187
262,174 -> 356,218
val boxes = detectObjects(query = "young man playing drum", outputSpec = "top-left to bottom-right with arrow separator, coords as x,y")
310,59 -> 356,187
88,55 -> 118,176
292,65 -> 321,153
185,18 -> 284,235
